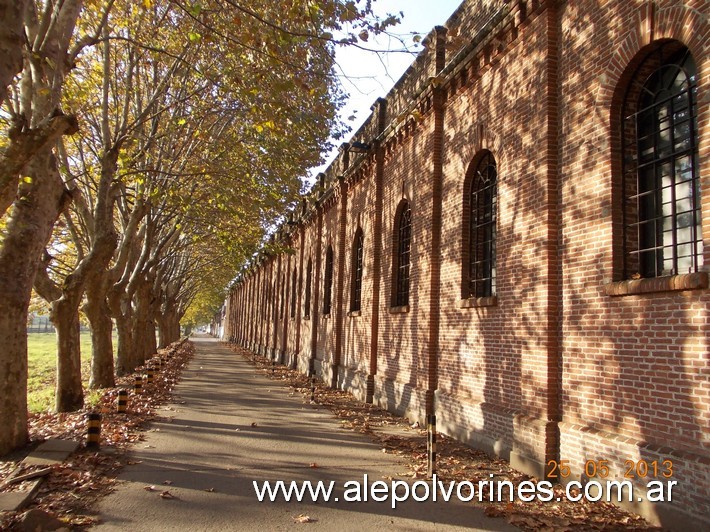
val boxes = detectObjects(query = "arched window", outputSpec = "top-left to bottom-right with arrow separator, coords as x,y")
323,245 -> 333,315
279,274 -> 285,319
620,43 -> 701,278
261,273 -> 268,317
463,151 -> 497,298
304,258 -> 312,318
290,266 -> 297,318
350,228 -> 364,312
392,200 -> 412,307
303,259 -> 313,318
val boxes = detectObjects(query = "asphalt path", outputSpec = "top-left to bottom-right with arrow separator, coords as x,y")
94,335 -> 517,531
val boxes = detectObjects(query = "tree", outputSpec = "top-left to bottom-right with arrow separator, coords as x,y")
0,0 -> 97,454
0,0 -> 27,108
1,0 -> 400,454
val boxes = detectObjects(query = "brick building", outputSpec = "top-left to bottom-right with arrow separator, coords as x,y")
221,0 -> 709,527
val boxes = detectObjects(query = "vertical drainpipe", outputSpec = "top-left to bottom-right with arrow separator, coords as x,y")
254,269 -> 259,350
248,271 -> 255,349
240,280 -> 246,345
268,253 -> 276,356
366,97 -> 388,404
294,219 -> 305,369
280,247 -> 291,364
260,260 -> 268,355
427,25 -> 447,417
253,269 -> 259,351
232,285 -> 237,343
256,265 -> 263,352
310,176 -> 325,378
332,144 -> 350,389
544,0 -> 562,477
243,275 -> 249,347
237,286 -> 242,342
262,260 -> 270,354
272,251 -> 282,360
228,288 -> 234,342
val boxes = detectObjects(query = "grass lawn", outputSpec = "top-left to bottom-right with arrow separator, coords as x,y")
27,331 -> 103,413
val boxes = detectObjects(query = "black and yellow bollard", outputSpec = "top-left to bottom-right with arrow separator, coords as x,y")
134,374 -> 143,394
427,414 -> 437,477
310,375 -> 315,402
117,389 -> 128,413
86,412 -> 101,448
145,366 -> 155,385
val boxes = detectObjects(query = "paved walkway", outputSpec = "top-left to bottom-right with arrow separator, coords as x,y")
95,336 -> 516,531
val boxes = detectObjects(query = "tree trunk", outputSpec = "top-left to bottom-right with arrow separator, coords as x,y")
132,276 -> 156,364
0,150 -> 67,453
158,313 -> 171,348
115,312 -> 134,375
146,318 -> 157,357
159,298 -> 180,347
85,274 -> 114,389
109,288 -> 134,376
0,298 -> 29,455
51,298 -> 83,412
0,0 -> 25,108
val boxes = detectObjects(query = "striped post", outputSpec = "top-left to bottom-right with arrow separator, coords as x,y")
86,413 -> 101,448
134,374 -> 143,394
427,414 -> 437,478
310,375 -> 315,403
145,366 -> 155,385
117,389 -> 128,413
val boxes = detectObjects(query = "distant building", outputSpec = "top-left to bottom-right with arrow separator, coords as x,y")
27,314 -> 55,333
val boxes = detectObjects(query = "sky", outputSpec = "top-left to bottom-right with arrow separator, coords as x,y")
309,0 -> 463,178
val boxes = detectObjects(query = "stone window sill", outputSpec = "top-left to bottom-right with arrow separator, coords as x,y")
389,305 -> 410,314
604,272 -> 708,297
459,295 -> 498,308
348,310 -> 362,318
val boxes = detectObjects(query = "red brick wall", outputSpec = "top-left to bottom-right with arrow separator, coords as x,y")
224,0 -> 709,527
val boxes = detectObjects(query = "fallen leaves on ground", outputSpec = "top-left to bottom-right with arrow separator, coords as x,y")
293,514 -> 316,523
0,340 -> 194,530
231,344 -> 659,532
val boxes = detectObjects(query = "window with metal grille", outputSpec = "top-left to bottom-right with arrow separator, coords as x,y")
290,266 -> 297,318
621,44 -> 702,278
304,258 -> 312,318
323,246 -> 333,315
465,151 -> 497,298
350,229 -> 364,312
261,275 -> 268,317
279,274 -> 285,319
393,201 -> 412,307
